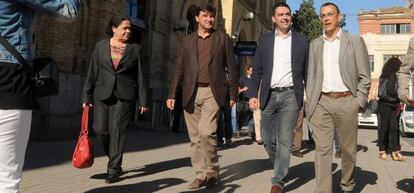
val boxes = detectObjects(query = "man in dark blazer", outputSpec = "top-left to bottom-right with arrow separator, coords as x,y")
246,3 -> 309,193
166,4 -> 237,190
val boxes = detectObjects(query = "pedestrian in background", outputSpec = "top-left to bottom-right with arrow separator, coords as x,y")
0,1 -> 81,192
378,57 -> 404,161
246,3 -> 309,193
237,64 -> 253,138
306,2 -> 371,193
82,14 -> 150,184
166,3 -> 237,190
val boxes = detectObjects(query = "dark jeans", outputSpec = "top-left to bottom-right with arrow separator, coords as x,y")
261,89 -> 299,186
217,105 -> 233,142
377,102 -> 400,152
93,95 -> 135,174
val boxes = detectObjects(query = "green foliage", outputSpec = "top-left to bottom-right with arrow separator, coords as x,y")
339,14 -> 346,28
292,0 -> 322,40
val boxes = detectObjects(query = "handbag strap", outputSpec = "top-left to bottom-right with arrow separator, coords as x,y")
81,106 -> 90,135
0,35 -> 35,75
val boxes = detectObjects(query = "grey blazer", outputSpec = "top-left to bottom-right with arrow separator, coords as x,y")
305,31 -> 371,118
397,37 -> 414,103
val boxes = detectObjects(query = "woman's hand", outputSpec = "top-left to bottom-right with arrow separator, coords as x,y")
82,103 -> 93,108
139,106 -> 150,114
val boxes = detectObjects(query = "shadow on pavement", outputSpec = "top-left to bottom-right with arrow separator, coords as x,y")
84,178 -> 185,193
396,177 -> 414,192
332,167 -> 378,193
284,162 -> 338,192
90,157 -> 191,181
180,159 -> 271,193
23,130 -> 189,171
401,150 -> 414,157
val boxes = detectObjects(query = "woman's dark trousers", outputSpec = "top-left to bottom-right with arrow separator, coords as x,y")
93,95 -> 135,175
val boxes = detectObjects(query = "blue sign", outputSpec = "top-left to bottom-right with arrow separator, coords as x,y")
235,41 -> 257,56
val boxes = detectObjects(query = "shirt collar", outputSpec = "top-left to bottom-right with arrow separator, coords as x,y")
323,28 -> 342,42
275,28 -> 292,39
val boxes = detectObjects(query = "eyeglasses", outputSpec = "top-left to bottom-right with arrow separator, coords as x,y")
319,12 -> 338,19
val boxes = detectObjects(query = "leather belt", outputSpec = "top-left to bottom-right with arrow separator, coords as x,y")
197,82 -> 210,87
322,91 -> 352,98
270,86 -> 294,92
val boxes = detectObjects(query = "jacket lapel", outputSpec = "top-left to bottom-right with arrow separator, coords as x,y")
103,39 -> 114,70
339,32 -> 349,70
115,43 -> 130,72
208,31 -> 218,66
189,33 -> 198,74
316,37 -> 324,80
291,32 -> 296,71
268,32 -> 275,82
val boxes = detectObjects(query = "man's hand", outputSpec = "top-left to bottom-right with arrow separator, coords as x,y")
238,87 -> 248,93
229,100 -> 236,107
406,95 -> 414,105
82,103 -> 92,108
166,99 -> 176,110
249,98 -> 258,111
139,106 -> 150,114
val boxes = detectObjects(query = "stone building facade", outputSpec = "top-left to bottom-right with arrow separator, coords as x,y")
31,0 -> 279,141
358,7 -> 414,99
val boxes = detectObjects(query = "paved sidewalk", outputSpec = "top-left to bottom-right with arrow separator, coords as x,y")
21,128 -> 414,193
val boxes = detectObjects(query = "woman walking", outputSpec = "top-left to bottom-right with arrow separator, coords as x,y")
82,14 -> 149,183
377,57 -> 404,161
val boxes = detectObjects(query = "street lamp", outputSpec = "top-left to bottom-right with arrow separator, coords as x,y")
232,11 -> 254,45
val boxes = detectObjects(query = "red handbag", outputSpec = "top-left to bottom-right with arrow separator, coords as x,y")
72,106 -> 94,168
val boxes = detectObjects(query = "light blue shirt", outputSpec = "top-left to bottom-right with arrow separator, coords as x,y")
0,0 -> 81,64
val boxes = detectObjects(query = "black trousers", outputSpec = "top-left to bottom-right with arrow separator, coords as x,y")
377,102 -> 400,152
93,95 -> 135,174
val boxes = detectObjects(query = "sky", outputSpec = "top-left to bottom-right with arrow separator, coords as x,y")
287,0 -> 407,34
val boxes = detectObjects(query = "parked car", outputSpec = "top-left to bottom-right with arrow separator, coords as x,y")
358,112 -> 378,128
399,104 -> 414,137
358,100 -> 378,128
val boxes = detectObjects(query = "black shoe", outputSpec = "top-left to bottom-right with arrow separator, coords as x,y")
291,150 -> 304,157
256,140 -> 264,145
205,177 -> 217,189
225,139 -> 232,147
105,173 -> 120,184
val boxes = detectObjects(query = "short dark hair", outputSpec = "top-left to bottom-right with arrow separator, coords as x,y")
245,63 -> 253,71
105,13 -> 131,37
272,2 -> 291,14
196,4 -> 216,16
320,2 -> 340,14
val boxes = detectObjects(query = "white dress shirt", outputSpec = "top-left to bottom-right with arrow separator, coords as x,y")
321,29 -> 349,92
271,29 -> 293,88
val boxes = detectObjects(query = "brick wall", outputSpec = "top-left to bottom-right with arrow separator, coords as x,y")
33,0 -> 123,75
360,18 -> 413,35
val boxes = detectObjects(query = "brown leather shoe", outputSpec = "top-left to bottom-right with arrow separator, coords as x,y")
270,184 -> 282,193
187,178 -> 205,189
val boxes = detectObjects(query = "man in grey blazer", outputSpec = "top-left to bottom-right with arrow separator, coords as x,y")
306,3 -> 371,193
397,37 -> 414,104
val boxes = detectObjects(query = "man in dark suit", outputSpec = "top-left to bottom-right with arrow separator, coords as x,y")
246,3 -> 309,193
166,4 -> 237,190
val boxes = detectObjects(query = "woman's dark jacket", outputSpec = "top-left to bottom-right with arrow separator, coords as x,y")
82,38 -> 149,107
